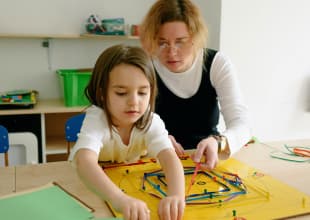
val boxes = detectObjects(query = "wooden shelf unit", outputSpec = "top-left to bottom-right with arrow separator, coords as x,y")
0,99 -> 85,163
0,33 -> 139,162
0,33 -> 139,40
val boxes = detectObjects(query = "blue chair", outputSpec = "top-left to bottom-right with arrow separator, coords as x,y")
0,125 -> 9,166
65,113 -> 86,156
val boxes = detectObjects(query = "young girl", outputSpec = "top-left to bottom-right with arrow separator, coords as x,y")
69,44 -> 185,220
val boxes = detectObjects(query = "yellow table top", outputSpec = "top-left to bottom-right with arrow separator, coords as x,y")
1,140 -> 309,219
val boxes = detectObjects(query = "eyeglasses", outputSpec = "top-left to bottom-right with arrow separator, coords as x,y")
157,38 -> 193,54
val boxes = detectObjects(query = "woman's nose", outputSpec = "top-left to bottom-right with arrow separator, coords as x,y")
167,45 -> 178,55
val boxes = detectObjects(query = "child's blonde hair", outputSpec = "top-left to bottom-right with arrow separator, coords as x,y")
85,44 -> 157,131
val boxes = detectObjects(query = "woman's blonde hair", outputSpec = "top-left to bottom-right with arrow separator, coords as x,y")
140,0 -> 208,56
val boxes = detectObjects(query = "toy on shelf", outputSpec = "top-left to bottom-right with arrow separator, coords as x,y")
0,89 -> 38,109
85,14 -> 125,36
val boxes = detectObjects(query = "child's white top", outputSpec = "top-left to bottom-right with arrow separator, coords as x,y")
68,105 -> 173,163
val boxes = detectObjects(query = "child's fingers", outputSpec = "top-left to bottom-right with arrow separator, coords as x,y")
138,208 -> 150,220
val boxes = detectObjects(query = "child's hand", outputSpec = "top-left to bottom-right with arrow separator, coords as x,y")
113,194 -> 150,220
158,195 -> 185,220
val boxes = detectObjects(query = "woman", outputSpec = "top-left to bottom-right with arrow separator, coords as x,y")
140,0 -> 252,170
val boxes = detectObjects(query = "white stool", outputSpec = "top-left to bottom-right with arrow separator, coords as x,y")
0,132 -> 38,166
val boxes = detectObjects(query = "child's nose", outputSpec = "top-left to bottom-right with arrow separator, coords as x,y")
127,94 -> 139,105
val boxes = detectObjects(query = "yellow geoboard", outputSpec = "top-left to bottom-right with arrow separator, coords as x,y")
101,156 -> 310,220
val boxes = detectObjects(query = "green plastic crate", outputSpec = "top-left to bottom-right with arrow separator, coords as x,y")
56,69 -> 92,107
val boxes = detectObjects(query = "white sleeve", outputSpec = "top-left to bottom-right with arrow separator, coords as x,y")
145,113 -> 174,158
210,52 -> 252,158
68,105 -> 108,161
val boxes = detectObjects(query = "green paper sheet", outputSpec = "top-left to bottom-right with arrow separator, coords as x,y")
0,185 -> 93,220
93,218 -> 123,220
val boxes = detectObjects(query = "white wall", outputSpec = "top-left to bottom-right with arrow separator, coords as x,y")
0,0 -> 219,99
3,0 -> 307,142
0,0 -> 155,35
220,0 -> 310,141
0,0 -> 156,99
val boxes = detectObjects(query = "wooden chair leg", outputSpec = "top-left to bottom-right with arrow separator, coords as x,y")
67,142 -> 71,157
4,152 -> 9,167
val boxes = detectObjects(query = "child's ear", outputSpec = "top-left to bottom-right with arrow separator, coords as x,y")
99,88 -> 104,101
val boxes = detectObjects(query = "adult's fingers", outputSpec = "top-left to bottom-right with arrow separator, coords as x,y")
192,143 -> 207,163
169,135 -> 185,156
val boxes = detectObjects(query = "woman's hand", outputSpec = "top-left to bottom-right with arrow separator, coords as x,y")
169,135 -> 185,157
113,194 -> 150,220
158,195 -> 185,220
191,136 -> 219,170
